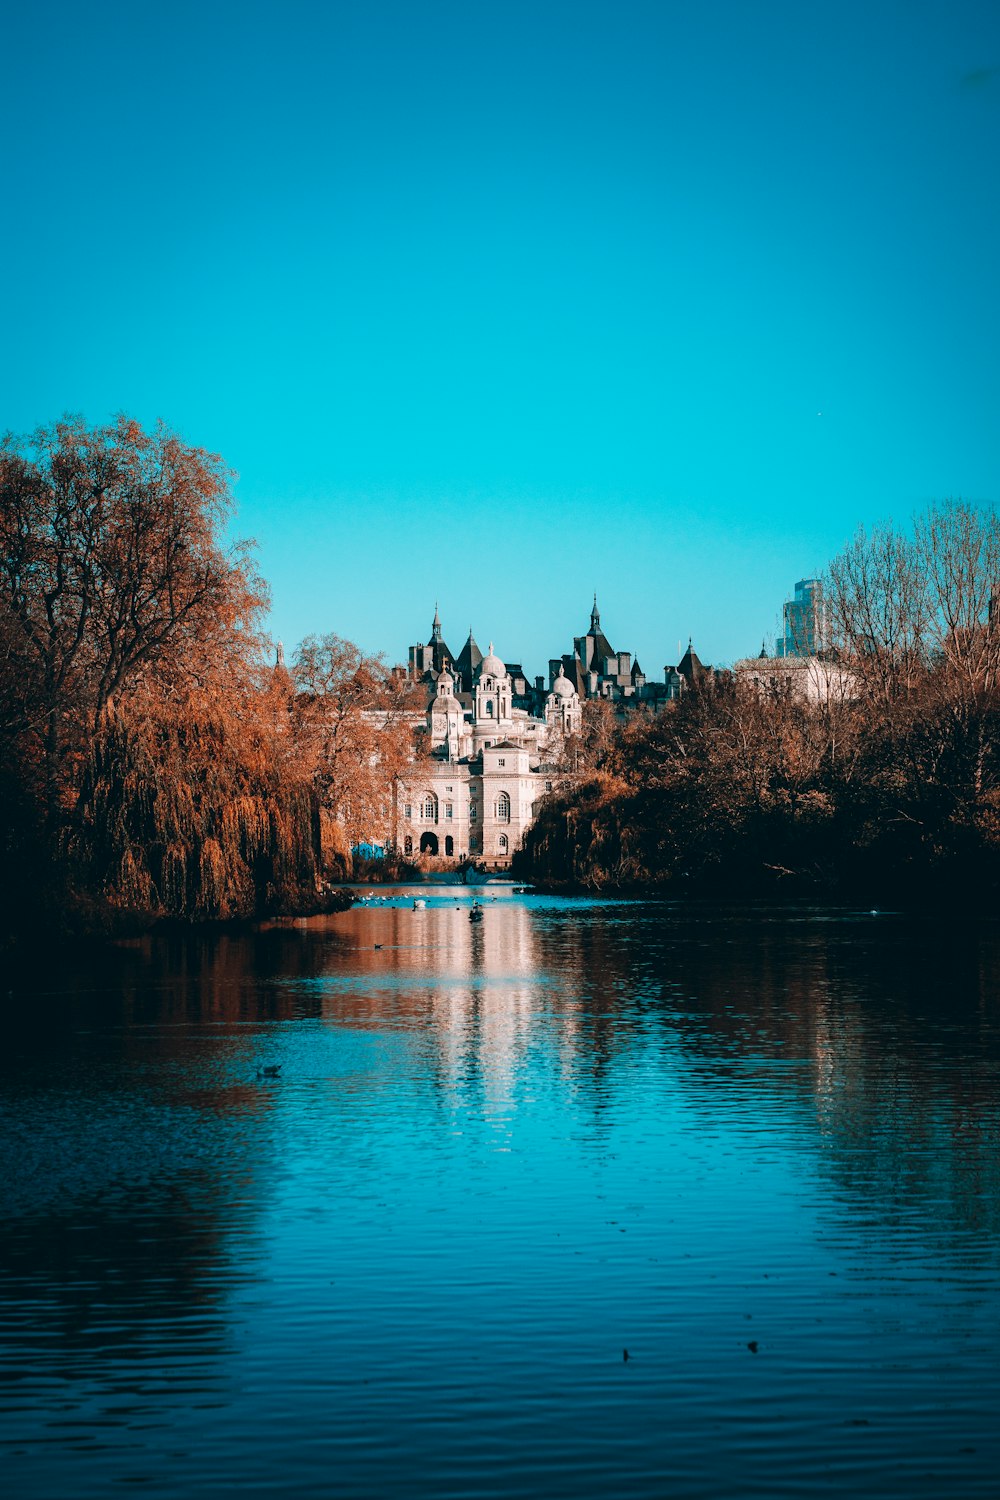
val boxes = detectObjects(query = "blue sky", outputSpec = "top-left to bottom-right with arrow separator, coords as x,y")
2,1 -> 998,673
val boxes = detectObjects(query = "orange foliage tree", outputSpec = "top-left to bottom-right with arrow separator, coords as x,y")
75,659 -> 326,920
0,415 -> 265,823
292,634 -> 417,861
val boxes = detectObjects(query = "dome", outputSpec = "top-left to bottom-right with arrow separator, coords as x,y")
433,666 -> 458,706
479,641 -> 506,679
550,664 -> 574,698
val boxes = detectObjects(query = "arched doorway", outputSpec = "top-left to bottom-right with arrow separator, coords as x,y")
445,835 -> 454,857
420,831 -> 439,855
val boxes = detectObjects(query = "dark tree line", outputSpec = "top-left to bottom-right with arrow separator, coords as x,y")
519,501 -> 1000,906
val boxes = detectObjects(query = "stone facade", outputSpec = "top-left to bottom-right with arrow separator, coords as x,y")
397,632 -> 580,870
396,602 -> 713,869
733,648 -> 857,703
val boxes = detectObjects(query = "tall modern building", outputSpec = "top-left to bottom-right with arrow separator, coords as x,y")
777,578 -> 828,658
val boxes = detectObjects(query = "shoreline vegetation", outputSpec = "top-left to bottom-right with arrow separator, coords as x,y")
4,415 -> 1000,959
515,503 -> 1000,914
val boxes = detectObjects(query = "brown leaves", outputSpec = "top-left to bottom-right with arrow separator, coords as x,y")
291,633 -> 415,850
0,414 -> 266,815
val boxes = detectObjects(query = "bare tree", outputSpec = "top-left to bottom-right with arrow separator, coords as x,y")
825,521 -> 930,706
914,499 -> 1000,700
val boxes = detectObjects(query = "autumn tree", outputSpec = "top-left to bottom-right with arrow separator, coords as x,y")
915,500 -> 1000,701
823,501 -> 1000,867
825,520 -> 929,707
74,656 -> 326,920
0,415 -> 266,821
558,694 -> 623,773
292,634 -> 417,860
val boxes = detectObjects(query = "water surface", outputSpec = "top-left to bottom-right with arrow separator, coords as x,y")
3,889 -> 1000,1497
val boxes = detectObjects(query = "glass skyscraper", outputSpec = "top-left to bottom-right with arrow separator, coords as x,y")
776,577 -> 828,658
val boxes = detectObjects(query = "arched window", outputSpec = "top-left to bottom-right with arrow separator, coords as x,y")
486,700 -> 494,717
421,792 -> 438,823
496,791 -> 511,823
498,834 -> 509,854
403,836 -> 413,856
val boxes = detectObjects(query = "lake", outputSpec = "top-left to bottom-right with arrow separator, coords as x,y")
3,888 -> 1000,1497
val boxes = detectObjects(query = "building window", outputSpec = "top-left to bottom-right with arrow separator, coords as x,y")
445,835 -> 454,857
497,791 -> 511,823
403,836 -> 413,856
445,802 -> 453,819
497,757 -> 505,767
486,701 -> 494,717
498,834 -> 509,854
470,803 -> 478,821
404,803 -> 412,819
469,834 -> 479,851
422,793 -> 438,822
545,781 -> 552,792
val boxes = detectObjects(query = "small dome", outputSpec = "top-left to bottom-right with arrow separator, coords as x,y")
550,664 -> 574,697
479,641 -> 506,679
433,666 -> 459,707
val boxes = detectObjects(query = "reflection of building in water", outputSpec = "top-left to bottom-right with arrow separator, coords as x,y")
320,902 -> 543,1109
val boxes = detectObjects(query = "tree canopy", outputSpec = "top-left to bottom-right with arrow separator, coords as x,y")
0,414 -> 266,818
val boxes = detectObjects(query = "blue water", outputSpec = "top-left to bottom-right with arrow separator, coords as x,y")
2,890 -> 1000,1496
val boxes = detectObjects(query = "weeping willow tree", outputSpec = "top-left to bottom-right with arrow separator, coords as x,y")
1,416 -> 418,931
74,664 -> 326,920
0,415 -> 294,932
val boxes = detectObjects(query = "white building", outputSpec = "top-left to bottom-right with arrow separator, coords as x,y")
733,649 -> 857,704
396,640 -> 581,870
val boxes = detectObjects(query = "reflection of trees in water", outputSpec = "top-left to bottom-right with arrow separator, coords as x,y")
537,903 -> 1000,1251
1,982 -> 280,1380
0,1185 -> 236,1367
302,899 -> 1000,1250
7,899 -> 1000,1378
300,901 -> 1000,1250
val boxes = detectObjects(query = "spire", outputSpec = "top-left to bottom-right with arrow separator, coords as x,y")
431,601 -> 442,643
275,640 -> 286,670
590,592 -> 600,632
